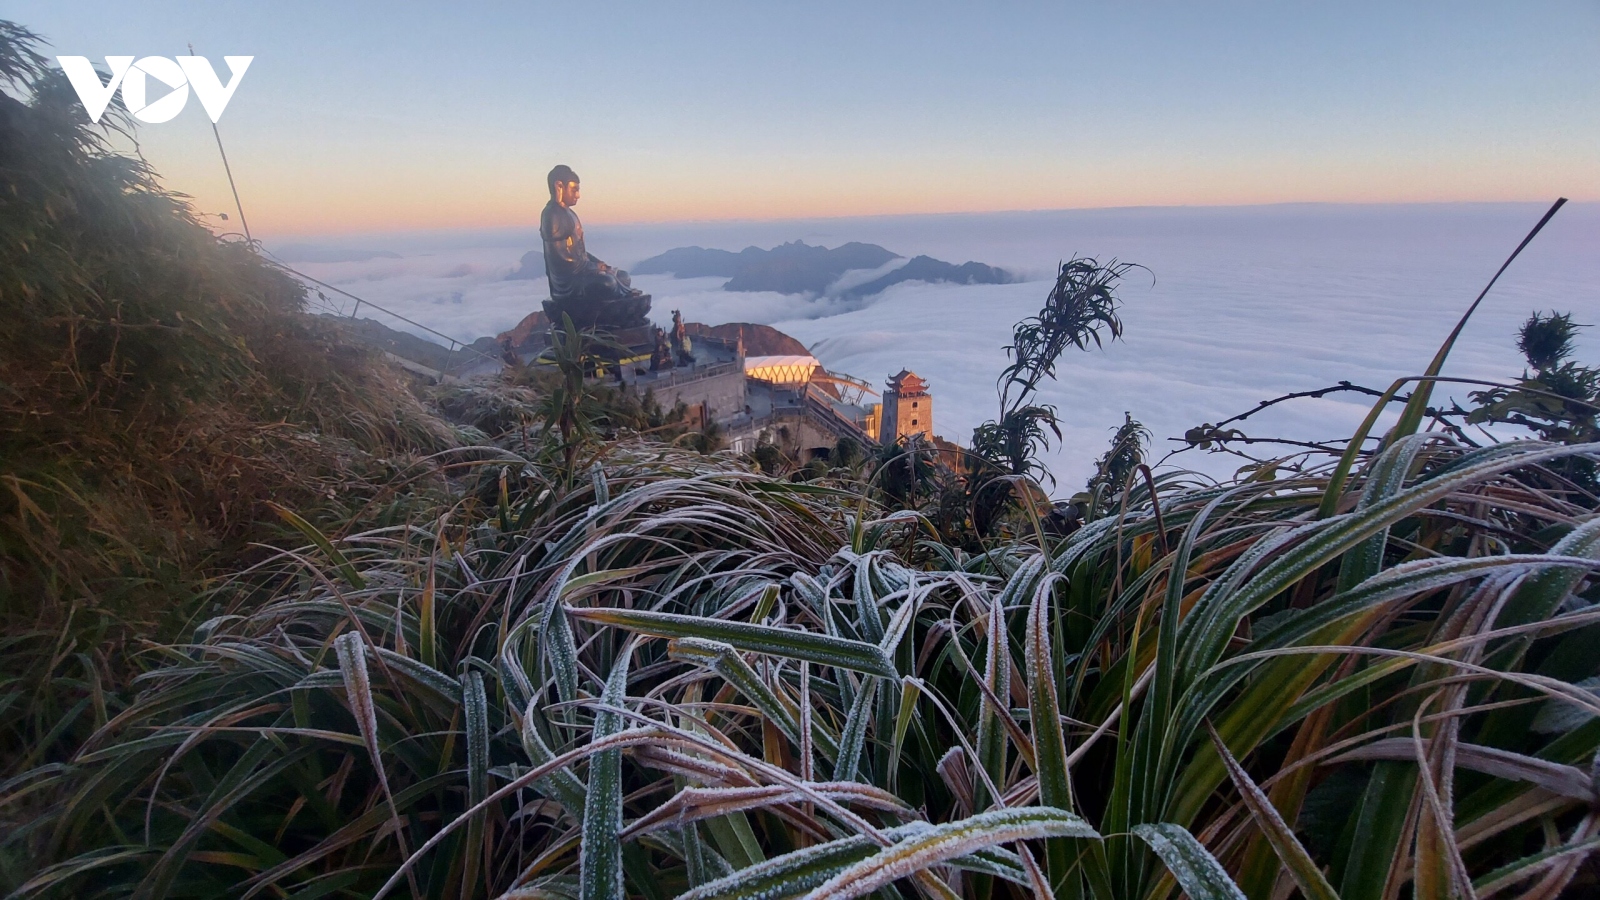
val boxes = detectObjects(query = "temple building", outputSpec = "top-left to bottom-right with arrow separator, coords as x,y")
880,370 -> 933,444
484,310 -> 943,461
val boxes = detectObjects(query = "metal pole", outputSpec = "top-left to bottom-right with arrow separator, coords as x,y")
190,43 -> 252,243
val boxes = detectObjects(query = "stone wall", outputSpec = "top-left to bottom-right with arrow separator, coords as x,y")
725,412 -> 840,460
634,367 -> 747,426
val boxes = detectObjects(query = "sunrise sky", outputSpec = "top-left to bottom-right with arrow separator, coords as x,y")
16,1 -> 1600,236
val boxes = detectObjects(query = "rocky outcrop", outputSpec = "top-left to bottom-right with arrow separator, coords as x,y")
496,309 -> 552,356
683,322 -> 809,357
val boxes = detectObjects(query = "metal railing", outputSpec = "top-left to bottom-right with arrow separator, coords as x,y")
265,257 -> 503,376
628,362 -> 740,388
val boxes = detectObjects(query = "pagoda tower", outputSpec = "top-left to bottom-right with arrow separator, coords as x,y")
881,370 -> 932,444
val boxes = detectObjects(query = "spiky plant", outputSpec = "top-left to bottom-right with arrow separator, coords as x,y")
1518,311 -> 1583,373
971,257 -> 1141,535
1077,412 -> 1152,521
1468,311 -> 1599,452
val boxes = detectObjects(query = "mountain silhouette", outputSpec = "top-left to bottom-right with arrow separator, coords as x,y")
838,255 -> 1015,298
634,240 -> 900,295
632,240 -> 1011,297
505,250 -> 545,281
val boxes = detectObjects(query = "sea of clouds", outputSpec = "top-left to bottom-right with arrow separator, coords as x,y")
270,202 -> 1599,489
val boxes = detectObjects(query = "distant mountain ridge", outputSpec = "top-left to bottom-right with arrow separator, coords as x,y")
635,240 -> 901,295
839,255 -> 1016,298
631,240 -> 1012,297
630,245 -> 762,279
505,250 -> 545,281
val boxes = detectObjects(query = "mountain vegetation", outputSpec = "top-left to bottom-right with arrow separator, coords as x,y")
3,23 -> 1599,900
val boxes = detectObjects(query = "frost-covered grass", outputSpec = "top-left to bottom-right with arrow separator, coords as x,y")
8,432 -> 1599,899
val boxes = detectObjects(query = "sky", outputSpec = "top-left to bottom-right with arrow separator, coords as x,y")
12,2 -> 1600,235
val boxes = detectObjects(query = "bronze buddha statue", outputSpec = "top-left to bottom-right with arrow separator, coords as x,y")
540,165 -> 651,331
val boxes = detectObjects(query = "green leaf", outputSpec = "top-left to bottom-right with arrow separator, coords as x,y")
272,503 -> 365,590
567,607 -> 897,678
810,807 -> 1099,900
541,596 -> 581,706
678,820 -> 1053,900
579,654 -> 629,900
461,671 -> 490,898
1185,440 -> 1600,681
334,633 -> 388,797
1206,723 -> 1338,900
1320,199 -> 1568,514
1133,823 -> 1247,900
1390,198 -> 1567,440
1473,833 -> 1600,896
1028,574 -> 1073,812
834,677 -> 878,783
976,578 -> 1013,812
677,823 -> 1017,900
1028,574 -> 1078,895
669,638 -> 838,761
852,555 -> 886,645
518,696 -> 588,814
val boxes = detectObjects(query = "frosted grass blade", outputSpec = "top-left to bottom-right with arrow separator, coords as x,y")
1133,823 -> 1247,900
569,607 -> 897,677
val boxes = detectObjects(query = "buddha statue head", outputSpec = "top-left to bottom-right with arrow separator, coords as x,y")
548,164 -> 580,207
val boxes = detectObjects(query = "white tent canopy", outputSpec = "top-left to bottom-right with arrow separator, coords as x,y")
743,355 -> 821,385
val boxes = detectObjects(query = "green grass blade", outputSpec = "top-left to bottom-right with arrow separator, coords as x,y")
852,555 -> 886,645
669,637 -> 813,756
976,588 -> 1011,810
461,670 -> 490,898
1472,834 -> 1600,897
809,807 -> 1099,900
1320,199 -> 1568,516
1205,723 -> 1338,900
272,503 -> 366,590
1028,573 -> 1078,894
1391,198 -> 1567,439
541,596 -> 581,706
518,696 -> 588,814
1133,823 -> 1247,900
675,827 -> 907,900
568,607 -> 897,678
834,677 -> 878,783
579,653 -> 630,900
1498,516 -> 1600,631
1185,441 -> 1600,679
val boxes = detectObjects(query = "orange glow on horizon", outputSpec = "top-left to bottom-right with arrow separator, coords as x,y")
158,154 -> 1598,239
